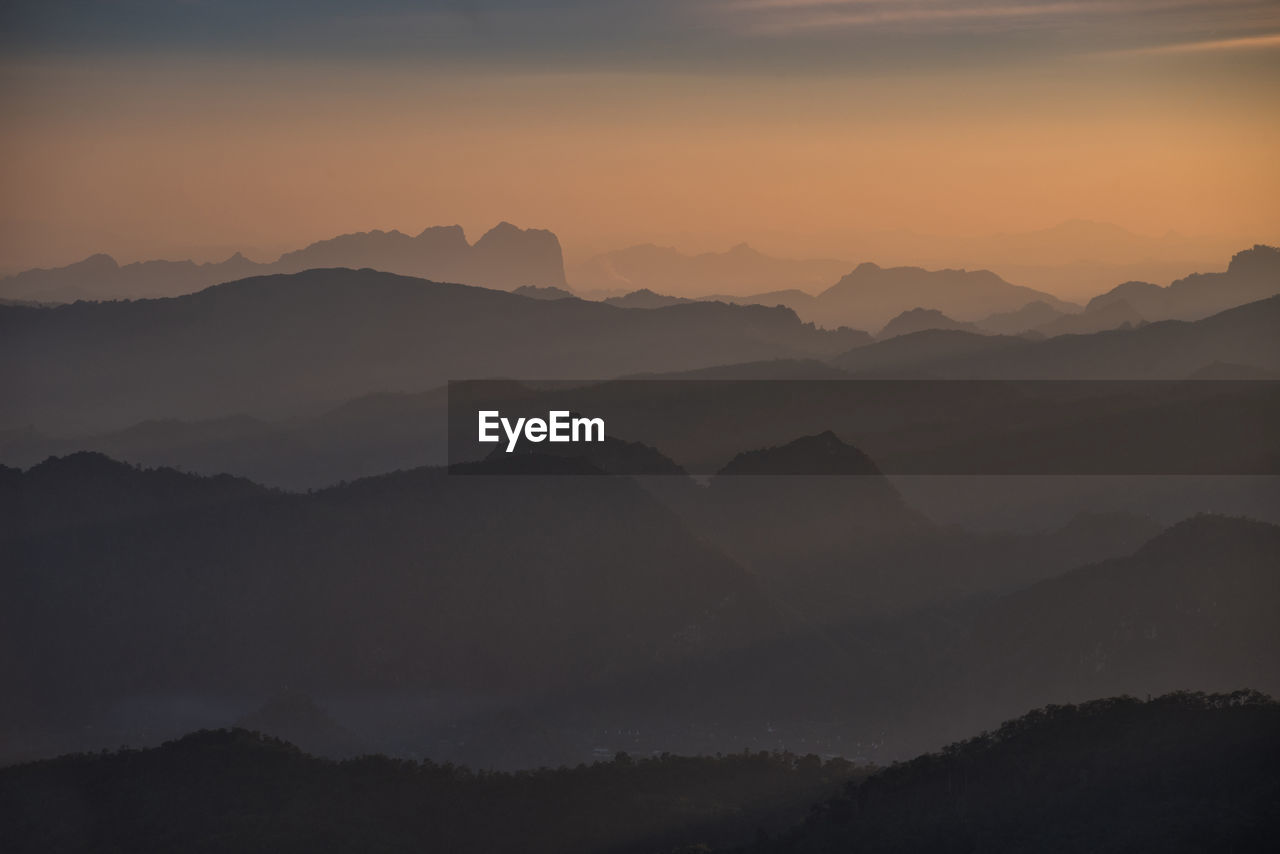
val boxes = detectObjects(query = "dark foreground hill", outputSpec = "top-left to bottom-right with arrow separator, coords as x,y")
0,730 -> 860,854
2,692 -> 1274,854
0,267 -> 864,432
741,691 -> 1280,854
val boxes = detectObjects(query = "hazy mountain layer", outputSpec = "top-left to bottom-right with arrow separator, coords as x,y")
832,294 -> 1280,378
0,268 -> 864,433
572,243 -> 850,298
8,445 -> 1269,768
875,308 -> 983,340
0,222 -> 567,302
1087,244 -> 1280,322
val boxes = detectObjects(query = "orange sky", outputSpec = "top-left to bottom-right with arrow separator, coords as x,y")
2,4 -> 1279,272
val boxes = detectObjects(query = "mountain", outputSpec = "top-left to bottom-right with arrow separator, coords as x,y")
4,446 -> 1270,769
571,242 -> 849,298
602,288 -> 691,308
1086,244 -> 1280,322
1029,296 -> 1144,337
975,299 -> 1069,335
0,251 -> 261,303
0,730 -> 860,854
853,219 -> 1252,301
0,452 -> 785,765
875,308 -> 983,340
235,693 -> 365,759
0,222 -> 567,302
700,288 -> 821,313
970,515 -> 1280,708
0,268 -> 865,433
513,284 -> 576,300
6,692 -> 1275,854
832,329 -> 1028,376
811,262 -> 1078,331
748,691 -> 1280,854
716,430 -> 882,476
832,294 -> 1280,378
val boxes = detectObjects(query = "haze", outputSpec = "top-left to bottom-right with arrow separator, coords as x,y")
2,0 -> 1278,274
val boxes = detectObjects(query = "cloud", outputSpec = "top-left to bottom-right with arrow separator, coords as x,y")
1122,31 -> 1280,55
719,0 -> 1280,39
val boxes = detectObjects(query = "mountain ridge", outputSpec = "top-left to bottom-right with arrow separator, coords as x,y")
0,221 -> 567,302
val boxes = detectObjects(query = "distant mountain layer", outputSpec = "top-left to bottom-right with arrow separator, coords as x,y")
1087,244 -> 1280,322
581,263 -> 1076,335
0,268 -> 865,432
603,288 -> 692,309
809,262 -> 1078,331
832,294 -> 1280,378
975,300 -> 1068,335
876,307 -> 983,340
0,222 -> 566,302
571,242 -> 850,298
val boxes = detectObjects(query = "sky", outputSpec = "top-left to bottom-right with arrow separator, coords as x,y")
1,0 -> 1278,272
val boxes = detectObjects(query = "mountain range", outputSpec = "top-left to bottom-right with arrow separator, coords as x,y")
571,242 -> 850,298
6,438 -> 1274,767
0,267 -> 865,433
1086,244 -> 1280,322
831,294 -> 1280,379
4,692 -> 1276,854
0,222 -> 567,302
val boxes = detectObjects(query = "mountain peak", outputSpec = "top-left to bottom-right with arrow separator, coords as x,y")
717,431 -> 881,476
1226,244 -> 1280,276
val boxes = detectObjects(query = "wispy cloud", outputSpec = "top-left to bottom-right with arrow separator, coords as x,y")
1122,31 -> 1280,54
720,0 -> 1280,38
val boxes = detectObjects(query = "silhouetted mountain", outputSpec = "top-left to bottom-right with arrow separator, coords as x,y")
0,451 -> 268,540
832,330 -> 1027,376
0,731 -> 860,854
1030,296 -> 1144,337
833,294 -> 1280,378
602,288 -> 691,308
0,222 -> 567,302
235,693 -> 365,758
470,221 -> 567,289
971,515 -> 1280,708
811,262 -> 1077,331
1,268 -> 864,433
975,299 -> 1069,335
1087,244 -> 1280,322
655,433 -> 1166,625
717,431 -> 881,476
875,307 -> 983,340
571,242 -> 848,298
623,358 -> 857,381
745,691 -> 1280,854
0,453 -> 785,764
513,284 -> 576,300
700,288 -> 821,314
0,251 -> 261,303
